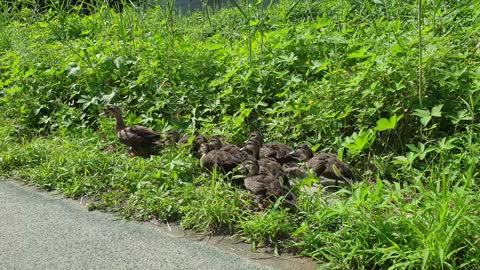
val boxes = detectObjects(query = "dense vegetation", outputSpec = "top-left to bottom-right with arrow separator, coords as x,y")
1,0 -> 479,268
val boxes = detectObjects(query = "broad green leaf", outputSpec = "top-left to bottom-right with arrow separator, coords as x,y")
114,57 -> 125,70
343,129 -> 376,157
310,60 -> 328,72
449,109 -> 472,124
431,104 -> 443,117
435,137 -> 457,152
347,46 -> 371,59
101,91 -> 116,104
392,152 -> 417,165
375,114 -> 403,131
412,109 -> 431,126
407,142 -> 434,160
412,105 -> 444,126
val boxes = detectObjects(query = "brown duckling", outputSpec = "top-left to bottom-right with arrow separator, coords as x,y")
208,136 -> 223,150
242,158 -> 294,210
103,105 -> 161,158
194,134 -> 208,150
181,134 -> 208,157
247,131 -> 264,145
282,162 -> 308,179
178,135 -> 190,145
289,144 -> 355,186
240,139 -> 289,186
164,131 -> 204,155
199,143 -> 243,174
209,136 -> 247,161
160,130 -> 181,145
247,132 -> 293,164
260,142 -> 294,164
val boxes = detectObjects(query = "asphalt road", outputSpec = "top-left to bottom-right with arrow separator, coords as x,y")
0,180 -> 315,270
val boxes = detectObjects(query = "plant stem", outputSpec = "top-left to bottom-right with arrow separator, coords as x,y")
417,0 -> 423,107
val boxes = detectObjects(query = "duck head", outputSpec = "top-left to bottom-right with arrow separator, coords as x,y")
246,131 -> 263,146
289,144 -> 314,161
208,136 -> 223,150
103,105 -> 122,117
240,139 -> 260,159
241,158 -> 260,177
198,143 -> 210,157
194,134 -> 208,146
165,130 -> 180,143
192,134 -> 208,155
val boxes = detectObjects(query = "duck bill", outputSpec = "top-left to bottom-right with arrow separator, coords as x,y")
288,151 -> 301,160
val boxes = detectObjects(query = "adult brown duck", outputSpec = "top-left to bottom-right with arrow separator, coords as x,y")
289,144 -> 356,187
242,158 -> 294,210
103,105 -> 161,158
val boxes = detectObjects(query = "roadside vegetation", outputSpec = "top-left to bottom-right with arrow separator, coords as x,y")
1,0 -> 479,268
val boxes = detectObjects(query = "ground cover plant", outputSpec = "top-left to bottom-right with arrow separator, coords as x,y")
1,0 -> 479,268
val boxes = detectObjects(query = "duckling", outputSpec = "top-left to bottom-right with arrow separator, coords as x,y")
240,138 -> 261,159
160,130 -> 181,145
208,136 -> 223,150
187,134 -> 208,157
260,142 -> 294,164
240,139 -> 289,185
178,135 -> 190,145
247,131 -> 263,145
204,135 -> 248,163
103,105 -> 161,158
289,144 -> 355,187
242,158 -> 294,210
182,134 -> 208,157
199,143 -> 243,174
247,132 -> 293,164
282,161 -> 308,179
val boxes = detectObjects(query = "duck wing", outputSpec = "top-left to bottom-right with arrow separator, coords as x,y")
260,142 -> 293,164
244,175 -> 269,196
200,150 -> 243,173
246,173 -> 291,198
258,157 -> 281,172
324,158 -> 355,181
219,144 -> 246,160
258,158 -> 290,186
178,135 -> 191,144
118,125 -> 161,146
282,162 -> 307,179
308,153 -> 354,181
306,155 -> 328,177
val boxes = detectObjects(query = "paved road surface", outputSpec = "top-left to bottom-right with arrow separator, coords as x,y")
0,180 -> 315,270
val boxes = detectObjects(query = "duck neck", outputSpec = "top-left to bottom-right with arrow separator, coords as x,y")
253,149 -> 259,160
113,113 -> 126,132
306,150 -> 314,160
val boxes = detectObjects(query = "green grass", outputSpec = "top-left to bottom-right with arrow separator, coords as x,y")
1,0 -> 480,268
